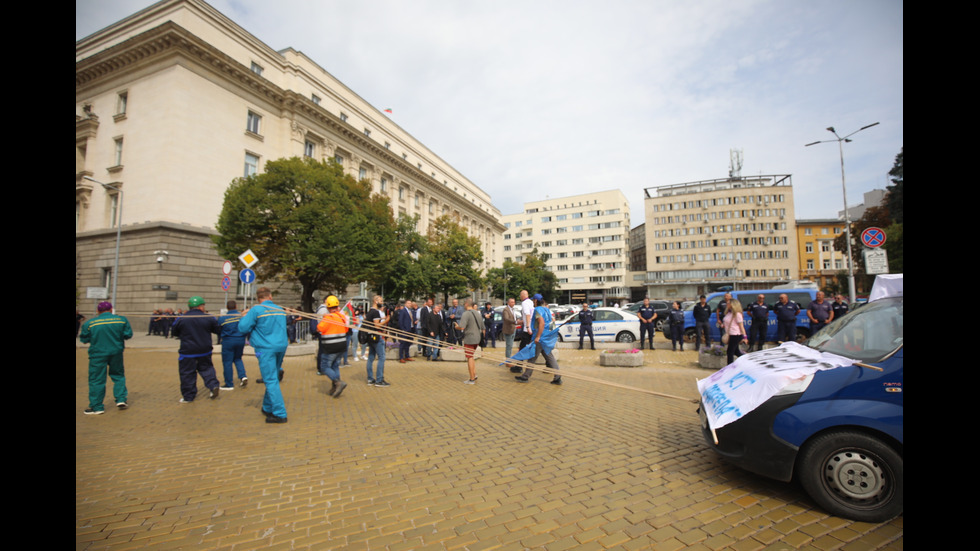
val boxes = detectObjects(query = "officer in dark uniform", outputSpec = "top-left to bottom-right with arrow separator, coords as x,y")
577,303 -> 595,350
693,295 -> 711,351
637,298 -> 657,350
831,294 -> 849,320
716,292 -> 731,338
746,294 -> 770,352
773,293 -> 801,343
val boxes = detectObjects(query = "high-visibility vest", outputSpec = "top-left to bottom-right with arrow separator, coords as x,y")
317,311 -> 348,346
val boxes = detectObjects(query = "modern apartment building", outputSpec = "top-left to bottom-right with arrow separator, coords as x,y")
499,190 -> 631,306
76,0 -> 503,326
796,219 -> 847,290
643,175 -> 798,300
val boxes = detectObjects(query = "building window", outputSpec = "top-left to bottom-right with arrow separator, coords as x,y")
821,242 -> 831,252
244,153 -> 259,177
380,177 -> 388,192
385,142 -> 391,150
250,62 -> 263,76
334,154 -> 344,165
304,140 -> 315,158
115,91 -> 128,118
107,192 -> 120,228
340,113 -> 348,122
364,128 -> 371,137
246,111 -> 261,135
398,186 -> 405,201
311,94 -> 321,105
359,167 -> 368,180
805,242 -> 813,253
113,137 -> 124,166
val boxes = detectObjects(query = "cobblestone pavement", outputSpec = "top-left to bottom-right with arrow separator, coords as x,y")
77,342 -> 903,550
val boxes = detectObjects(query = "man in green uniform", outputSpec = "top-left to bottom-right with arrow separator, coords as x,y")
79,301 -> 133,415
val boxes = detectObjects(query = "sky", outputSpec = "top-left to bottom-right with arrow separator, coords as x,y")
77,0 -> 903,225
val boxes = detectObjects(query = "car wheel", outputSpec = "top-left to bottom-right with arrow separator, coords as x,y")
616,331 -> 635,343
655,320 -> 664,332
557,334 -> 564,343
795,328 -> 811,343
797,430 -> 903,523
684,328 -> 697,343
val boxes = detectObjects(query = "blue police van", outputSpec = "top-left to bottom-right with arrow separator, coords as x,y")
682,289 -> 818,343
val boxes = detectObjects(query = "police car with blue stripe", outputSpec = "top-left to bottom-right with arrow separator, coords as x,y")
557,308 -> 641,343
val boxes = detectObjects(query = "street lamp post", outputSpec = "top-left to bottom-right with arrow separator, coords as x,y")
805,122 -> 879,304
83,176 -> 123,311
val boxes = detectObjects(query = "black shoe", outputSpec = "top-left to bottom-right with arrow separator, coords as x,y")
278,369 -> 284,382
375,380 -> 390,387
515,376 -> 529,383
209,386 -> 220,400
550,378 -> 562,385
262,409 -> 273,418
257,378 -> 265,384
265,415 -> 287,424
577,346 -> 583,350
509,366 -> 523,373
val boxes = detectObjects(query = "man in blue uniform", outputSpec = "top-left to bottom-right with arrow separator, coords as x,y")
693,295 -> 711,351
218,300 -> 248,389
637,298 -> 658,350
239,287 -> 290,423
807,291 -> 834,335
774,293 -> 801,343
80,301 -> 132,414
831,294 -> 849,320
746,294 -> 770,352
171,296 -> 222,402
577,303 -> 595,350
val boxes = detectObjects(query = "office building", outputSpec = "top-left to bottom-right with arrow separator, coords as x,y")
643,175 -> 798,300
796,219 -> 847,290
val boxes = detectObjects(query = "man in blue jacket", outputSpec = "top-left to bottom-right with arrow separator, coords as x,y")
239,287 -> 289,423
218,300 -> 248,389
171,296 -> 221,402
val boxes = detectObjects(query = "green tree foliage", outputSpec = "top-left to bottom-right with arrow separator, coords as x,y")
886,147 -> 903,224
423,215 -> 484,303
486,249 -> 559,302
213,157 -> 395,311
372,214 -> 431,301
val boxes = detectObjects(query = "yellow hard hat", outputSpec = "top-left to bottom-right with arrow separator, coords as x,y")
325,295 -> 340,308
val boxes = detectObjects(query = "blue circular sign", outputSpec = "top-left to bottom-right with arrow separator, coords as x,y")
239,268 -> 256,284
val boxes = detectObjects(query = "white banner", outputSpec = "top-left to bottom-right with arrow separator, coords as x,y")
697,342 -> 854,430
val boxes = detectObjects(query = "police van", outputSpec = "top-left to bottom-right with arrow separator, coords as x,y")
682,289 -> 818,343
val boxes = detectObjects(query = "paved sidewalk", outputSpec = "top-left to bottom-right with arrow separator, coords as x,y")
77,346 -> 903,550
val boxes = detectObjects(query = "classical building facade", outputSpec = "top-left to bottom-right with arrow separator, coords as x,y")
76,0 -> 503,328
795,219 -> 847,291
643,175 -> 798,300
498,190 -> 631,306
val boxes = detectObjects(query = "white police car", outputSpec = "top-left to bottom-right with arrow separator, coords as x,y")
557,308 -> 641,343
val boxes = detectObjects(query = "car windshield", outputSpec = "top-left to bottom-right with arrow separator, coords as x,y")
805,296 -> 903,363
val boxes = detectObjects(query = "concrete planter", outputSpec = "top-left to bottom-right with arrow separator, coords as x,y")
599,351 -> 643,367
698,348 -> 728,370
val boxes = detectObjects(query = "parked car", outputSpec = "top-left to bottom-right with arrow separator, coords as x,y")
697,282 -> 903,522
556,308 -> 641,343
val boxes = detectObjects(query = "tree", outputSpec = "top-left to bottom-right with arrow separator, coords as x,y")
886,147 -> 903,224
372,214 -> 431,301
213,157 -> 395,311
422,215 -> 484,303
833,205 -> 891,294
486,249 -> 559,302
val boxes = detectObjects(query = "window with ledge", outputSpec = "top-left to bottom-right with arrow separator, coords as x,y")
114,91 -> 127,120
359,167 -> 368,181
311,94 -> 320,105
304,140 -> 315,158
246,111 -> 261,135
112,137 -> 124,167
380,177 -> 388,192
340,113 -> 348,122
250,62 -> 263,76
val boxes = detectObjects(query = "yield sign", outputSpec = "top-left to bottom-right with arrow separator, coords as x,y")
861,227 -> 886,248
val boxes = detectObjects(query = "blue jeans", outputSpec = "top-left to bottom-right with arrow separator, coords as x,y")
366,339 -> 385,381
428,336 -> 442,359
320,350 -> 342,381
221,338 -> 246,386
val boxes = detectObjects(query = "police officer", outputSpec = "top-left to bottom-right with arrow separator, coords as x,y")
807,291 -> 834,335
693,295 -> 711,351
746,294 -> 770,352
637,297 -> 658,350
577,303 -> 595,350
832,294 -> 849,320
774,293 -> 801,343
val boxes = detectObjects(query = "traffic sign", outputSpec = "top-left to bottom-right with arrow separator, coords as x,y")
861,227 -> 886,248
240,269 -> 256,284
222,260 -> 233,275
221,276 -> 232,291
239,249 -> 259,268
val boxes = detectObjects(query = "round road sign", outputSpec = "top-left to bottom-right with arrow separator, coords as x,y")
861,227 -> 886,248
